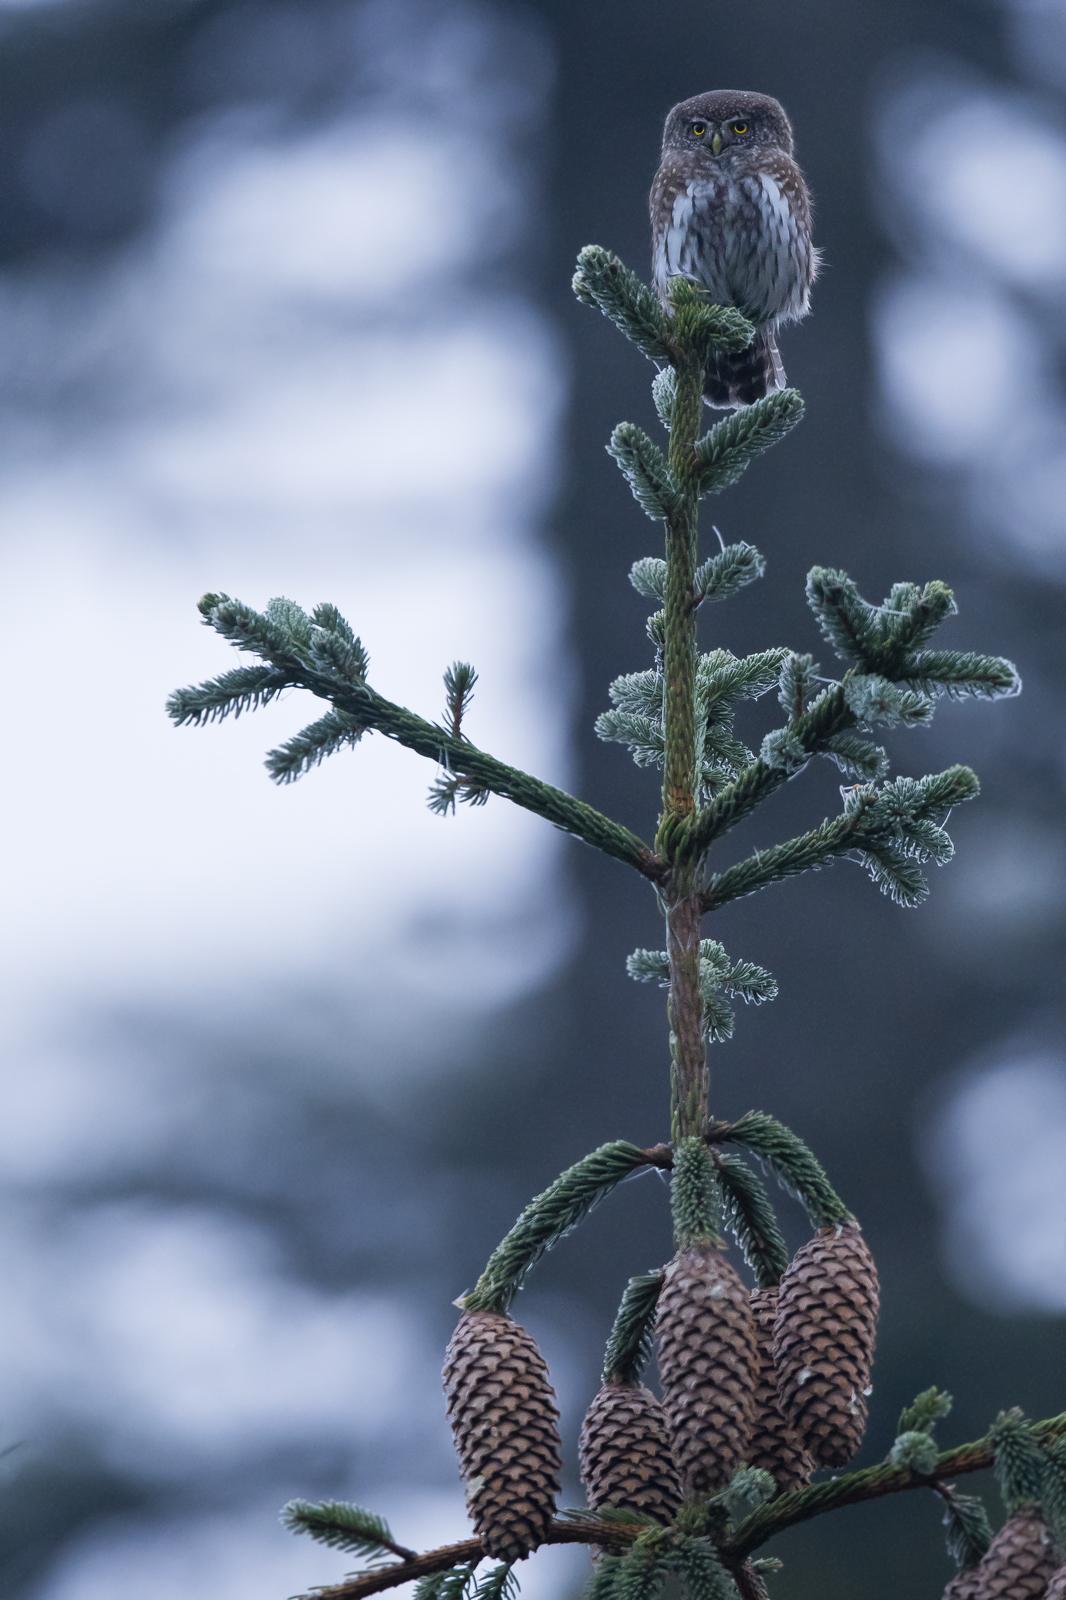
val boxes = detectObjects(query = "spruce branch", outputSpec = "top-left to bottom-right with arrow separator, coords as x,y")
670,1534 -> 741,1600
671,684 -> 853,865
936,1486 -> 993,1572
804,569 -> 883,666
626,940 -> 776,1044
804,570 -> 1019,697
608,423 -> 678,522
615,1534 -> 671,1600
820,730 -> 888,783
1042,1439 -> 1066,1548
426,773 -> 492,816
282,1500 -> 415,1562
693,543 -> 766,605
171,594 -> 663,882
889,1431 -> 940,1475
715,1468 -> 778,1526
602,1271 -> 664,1385
462,1143 -> 652,1313
712,1152 -> 790,1288
630,557 -> 668,602
414,1566 -> 476,1600
701,805 -> 875,911
652,367 -> 678,430
990,1409 -> 1047,1512
442,661 -> 478,738
667,279 -> 754,357
724,1412 -> 1066,1559
266,709 -> 366,783
701,764 -> 977,912
693,390 -> 805,497
572,245 -> 674,363
903,649 -> 1021,700
166,664 -> 292,726
671,1135 -> 721,1247
899,1387 -> 954,1437
471,1565 -> 519,1600
725,1112 -> 850,1227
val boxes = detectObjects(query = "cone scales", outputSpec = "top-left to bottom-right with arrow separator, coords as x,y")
443,1309 -> 563,1562
1045,1566 -> 1066,1599
773,1221 -> 879,1468
656,1244 -> 758,1495
747,1288 -> 814,1491
968,1510 -> 1057,1599
578,1380 -> 682,1524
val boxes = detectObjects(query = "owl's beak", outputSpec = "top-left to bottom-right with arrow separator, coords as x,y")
710,129 -> 723,156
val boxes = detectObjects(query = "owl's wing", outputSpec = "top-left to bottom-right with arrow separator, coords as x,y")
651,171 -> 733,304
734,160 -> 816,325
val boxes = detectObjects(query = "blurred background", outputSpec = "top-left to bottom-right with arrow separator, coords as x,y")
1,1 -> 1063,1596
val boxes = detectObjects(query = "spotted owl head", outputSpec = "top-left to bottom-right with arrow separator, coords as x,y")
660,90 -> 794,171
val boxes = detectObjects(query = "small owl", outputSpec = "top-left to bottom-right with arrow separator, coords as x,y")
650,91 -> 818,408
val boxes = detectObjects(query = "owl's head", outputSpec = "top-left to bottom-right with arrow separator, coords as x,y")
660,90 -> 794,164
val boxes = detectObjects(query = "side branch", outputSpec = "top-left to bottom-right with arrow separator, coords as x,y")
675,685 -> 852,866
335,683 -> 664,879
300,1519 -> 636,1600
725,1410 -> 1066,1557
700,811 -> 867,912
170,600 -> 664,882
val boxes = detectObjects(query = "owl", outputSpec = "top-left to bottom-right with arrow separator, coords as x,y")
650,91 -> 818,408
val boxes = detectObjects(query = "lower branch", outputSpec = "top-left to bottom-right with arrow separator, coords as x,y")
172,603 -> 665,883
725,1410 -> 1066,1557
329,684 -> 664,880
294,1412 -> 1066,1600
700,809 -> 870,912
300,1518 -> 634,1600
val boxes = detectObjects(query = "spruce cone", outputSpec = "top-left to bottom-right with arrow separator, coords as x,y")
746,1288 -> 814,1492
578,1379 -> 682,1524
1045,1565 -> 1066,1599
656,1244 -> 758,1495
773,1221 -> 879,1468
969,1510 -> 1057,1598
443,1309 -> 563,1562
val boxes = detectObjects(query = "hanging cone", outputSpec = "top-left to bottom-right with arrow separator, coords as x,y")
746,1288 -> 814,1492
656,1244 -> 758,1495
772,1221 -> 879,1468
1044,1565 -> 1066,1599
443,1309 -> 563,1562
969,1510 -> 1057,1598
578,1379 -> 682,1524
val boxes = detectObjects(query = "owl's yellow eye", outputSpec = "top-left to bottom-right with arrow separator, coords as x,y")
689,122 -> 707,138
731,122 -> 749,136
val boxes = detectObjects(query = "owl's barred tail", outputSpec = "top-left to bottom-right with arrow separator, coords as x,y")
703,327 -> 785,409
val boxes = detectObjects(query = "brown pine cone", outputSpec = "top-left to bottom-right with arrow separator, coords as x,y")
772,1221 -> 879,1468
443,1309 -> 562,1562
970,1510 -> 1057,1598
578,1379 -> 682,1524
656,1244 -> 758,1495
746,1288 -> 814,1492
1045,1565 -> 1066,1599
